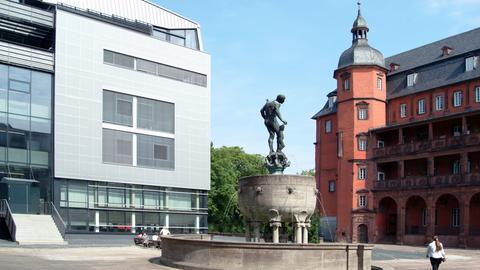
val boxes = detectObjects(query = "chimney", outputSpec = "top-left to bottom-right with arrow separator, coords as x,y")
441,46 -> 453,56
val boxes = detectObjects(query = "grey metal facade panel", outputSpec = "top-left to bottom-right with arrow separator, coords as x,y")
0,0 -> 54,28
386,50 -> 480,100
0,41 -> 54,72
385,27 -> 480,76
43,0 -> 199,29
54,10 -> 210,190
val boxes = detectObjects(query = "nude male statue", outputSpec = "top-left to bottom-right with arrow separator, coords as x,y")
260,95 -> 287,155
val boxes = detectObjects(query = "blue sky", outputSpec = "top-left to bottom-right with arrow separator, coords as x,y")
154,0 -> 480,173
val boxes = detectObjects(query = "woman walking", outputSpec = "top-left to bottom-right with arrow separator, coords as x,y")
426,236 -> 446,270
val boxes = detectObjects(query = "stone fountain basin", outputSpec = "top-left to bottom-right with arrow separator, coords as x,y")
238,174 -> 317,222
159,234 -> 373,270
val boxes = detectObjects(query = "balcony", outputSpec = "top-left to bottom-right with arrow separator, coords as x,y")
373,173 -> 480,190
373,133 -> 480,159
0,0 -> 54,28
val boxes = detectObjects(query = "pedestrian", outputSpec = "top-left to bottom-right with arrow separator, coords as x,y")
426,235 -> 446,270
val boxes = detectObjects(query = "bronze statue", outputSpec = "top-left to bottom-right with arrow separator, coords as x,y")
261,95 -> 290,174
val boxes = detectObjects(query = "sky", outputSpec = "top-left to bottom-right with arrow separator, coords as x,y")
154,0 -> 480,174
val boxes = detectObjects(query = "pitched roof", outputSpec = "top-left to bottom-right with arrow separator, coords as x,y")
385,27 -> 480,76
311,90 -> 337,119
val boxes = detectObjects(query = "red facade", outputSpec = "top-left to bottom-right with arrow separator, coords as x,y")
313,9 -> 480,247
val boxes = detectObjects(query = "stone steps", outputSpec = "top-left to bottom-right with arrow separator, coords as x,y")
11,214 -> 66,245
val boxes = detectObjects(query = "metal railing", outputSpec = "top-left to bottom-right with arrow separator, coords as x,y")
44,202 -> 66,239
0,199 -> 16,242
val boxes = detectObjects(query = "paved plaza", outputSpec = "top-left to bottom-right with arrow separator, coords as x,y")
0,240 -> 479,270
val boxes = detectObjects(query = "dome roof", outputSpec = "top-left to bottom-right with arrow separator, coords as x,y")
337,39 -> 385,69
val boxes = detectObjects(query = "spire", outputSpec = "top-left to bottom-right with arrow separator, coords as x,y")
351,0 -> 369,44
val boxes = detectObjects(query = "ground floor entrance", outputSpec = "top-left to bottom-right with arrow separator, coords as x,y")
0,178 -> 41,214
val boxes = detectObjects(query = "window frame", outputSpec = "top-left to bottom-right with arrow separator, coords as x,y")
465,56 -> 478,72
377,77 -> 382,90
328,180 -> 335,192
435,95 -> 444,111
358,107 -> 368,120
357,137 -> 367,151
475,86 -> 480,103
325,120 -> 332,134
400,103 -> 407,118
358,167 -> 367,180
359,195 -> 367,208
343,78 -> 350,91
452,208 -> 460,227
417,98 -> 426,115
407,73 -> 418,87
453,90 -> 463,107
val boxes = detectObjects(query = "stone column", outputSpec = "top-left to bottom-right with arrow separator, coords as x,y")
399,128 -> 404,144
131,212 -> 136,233
398,160 -> 405,178
426,204 -> 436,239
95,211 -> 100,233
303,222 -> 311,244
270,221 -> 282,244
245,221 -> 252,242
428,122 -> 434,140
295,222 -> 304,244
428,157 -> 435,177
462,115 -> 468,134
461,152 -> 469,174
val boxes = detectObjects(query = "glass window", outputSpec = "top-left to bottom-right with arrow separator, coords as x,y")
144,212 -> 160,228
417,99 -> 426,114
8,91 -> 30,115
400,104 -> 407,118
359,195 -> 366,207
453,160 -> 461,174
435,95 -> 444,111
9,66 -> 30,83
452,208 -> 460,227
153,29 -> 168,41
137,59 -> 157,74
0,64 -> 7,91
475,86 -> 480,103
30,117 -> 51,165
358,107 -> 368,120
30,71 -> 52,118
104,50 -> 114,63
108,211 -> 126,232
343,78 -> 350,91
9,80 -> 30,92
60,180 -> 67,207
453,91 -> 462,107
407,73 -> 418,87
377,77 -> 382,90
114,52 -> 134,69
358,137 -> 367,151
69,209 -> 88,231
465,56 -> 478,72
328,180 -> 335,192
108,187 -> 125,208
137,134 -> 174,169
137,97 -> 174,133
185,29 -> 199,50
358,167 -> 367,180
103,91 -> 133,126
169,214 -> 196,228
325,120 -> 332,133
168,192 -> 192,211
8,114 -> 29,164
130,187 -> 143,208
102,129 -> 133,165
144,190 -> 160,209
68,181 -> 88,208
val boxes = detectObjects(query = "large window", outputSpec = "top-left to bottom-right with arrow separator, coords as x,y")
102,91 -> 175,169
137,134 -> 174,169
153,28 -> 199,50
103,91 -> 133,126
104,50 -> 207,87
137,97 -> 174,133
102,129 -> 133,165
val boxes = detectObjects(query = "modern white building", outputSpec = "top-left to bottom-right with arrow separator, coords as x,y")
0,0 -> 210,237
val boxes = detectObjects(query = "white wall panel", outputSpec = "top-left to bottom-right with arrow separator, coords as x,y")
54,10 -> 211,190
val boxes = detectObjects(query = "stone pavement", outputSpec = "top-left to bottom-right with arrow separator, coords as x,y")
373,244 -> 480,270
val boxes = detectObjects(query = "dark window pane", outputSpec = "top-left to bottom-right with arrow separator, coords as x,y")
154,144 -> 167,160
103,129 -> 132,165
137,134 -> 174,169
104,50 -> 114,63
30,117 -> 51,165
8,114 -> 29,164
0,64 -> 7,90
114,53 -> 134,69
137,97 -> 174,133
0,90 -> 6,112
137,59 -> 157,74
103,91 -> 132,126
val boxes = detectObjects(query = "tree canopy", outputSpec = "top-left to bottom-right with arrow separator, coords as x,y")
209,145 -> 267,233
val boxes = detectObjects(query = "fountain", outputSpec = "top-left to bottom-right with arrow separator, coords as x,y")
158,95 -> 373,270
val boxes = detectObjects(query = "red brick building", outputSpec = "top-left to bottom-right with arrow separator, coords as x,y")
313,7 -> 480,248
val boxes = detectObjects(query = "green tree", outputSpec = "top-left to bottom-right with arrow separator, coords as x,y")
209,145 -> 267,233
